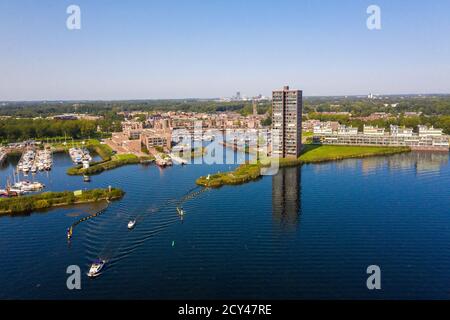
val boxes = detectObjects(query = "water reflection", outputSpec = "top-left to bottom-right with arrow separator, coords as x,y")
360,152 -> 449,175
272,166 -> 301,231
361,156 -> 387,174
388,152 -> 449,174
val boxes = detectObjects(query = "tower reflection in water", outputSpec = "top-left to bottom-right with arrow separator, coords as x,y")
272,166 -> 302,231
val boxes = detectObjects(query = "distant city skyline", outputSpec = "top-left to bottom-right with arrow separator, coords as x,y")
1,0 -> 450,101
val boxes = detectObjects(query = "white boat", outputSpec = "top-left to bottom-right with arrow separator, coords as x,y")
87,259 -> 105,278
67,227 -> 73,240
8,187 -> 25,195
13,180 -> 45,192
177,207 -> 185,216
21,182 -> 45,192
128,220 -> 137,229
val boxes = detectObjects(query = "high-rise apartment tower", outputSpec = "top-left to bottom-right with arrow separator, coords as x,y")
272,86 -> 303,158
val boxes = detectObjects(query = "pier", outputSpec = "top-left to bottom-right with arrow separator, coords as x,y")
0,148 -> 7,165
168,153 -> 188,165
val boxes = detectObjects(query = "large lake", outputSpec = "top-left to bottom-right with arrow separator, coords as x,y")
0,146 -> 449,299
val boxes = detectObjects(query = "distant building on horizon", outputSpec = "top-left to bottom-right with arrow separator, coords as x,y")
272,86 -> 303,158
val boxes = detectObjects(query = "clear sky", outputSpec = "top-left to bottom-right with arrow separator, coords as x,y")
1,0 -> 450,100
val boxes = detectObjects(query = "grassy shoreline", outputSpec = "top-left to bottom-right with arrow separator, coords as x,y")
0,188 -> 124,215
51,139 -> 113,159
196,145 -> 411,188
67,153 -> 154,176
59,139 -> 154,176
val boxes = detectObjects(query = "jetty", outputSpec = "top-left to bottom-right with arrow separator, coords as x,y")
168,153 -> 188,165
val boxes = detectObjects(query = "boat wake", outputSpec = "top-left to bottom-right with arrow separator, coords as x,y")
81,186 -> 212,272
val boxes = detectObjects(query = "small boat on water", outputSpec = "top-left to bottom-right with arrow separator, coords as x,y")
67,227 -> 73,240
87,259 -> 105,278
8,188 -> 24,196
13,180 -> 45,192
83,175 -> 91,182
128,220 -> 137,229
177,207 -> 185,216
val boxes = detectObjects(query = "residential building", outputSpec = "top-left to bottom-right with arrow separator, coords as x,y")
122,121 -> 144,140
313,124 -> 333,135
363,125 -> 385,136
140,129 -> 172,151
390,125 -> 414,137
337,125 -> 358,135
418,126 -> 444,137
272,86 -> 303,158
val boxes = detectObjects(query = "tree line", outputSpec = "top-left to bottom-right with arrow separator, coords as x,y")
0,119 -> 98,142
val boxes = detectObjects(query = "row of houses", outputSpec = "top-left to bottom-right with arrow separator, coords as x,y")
313,123 -> 445,137
121,111 -> 265,132
313,124 -> 449,151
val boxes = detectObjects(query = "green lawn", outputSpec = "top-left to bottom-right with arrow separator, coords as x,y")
299,145 -> 410,163
113,154 -> 139,161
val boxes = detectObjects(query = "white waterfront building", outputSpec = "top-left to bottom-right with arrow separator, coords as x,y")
313,124 -> 333,135
418,126 -> 444,137
390,125 -> 414,137
337,125 -> 358,136
363,125 -> 385,136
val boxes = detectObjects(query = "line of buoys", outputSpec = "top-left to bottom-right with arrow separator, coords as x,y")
177,187 -> 210,206
67,203 -> 110,241
174,187 -> 210,219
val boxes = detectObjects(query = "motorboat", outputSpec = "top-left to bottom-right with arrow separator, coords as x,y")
87,259 -> 105,278
67,227 -> 73,240
177,207 -> 185,216
14,180 -> 45,192
128,220 -> 137,229
0,189 -> 9,197
8,188 -> 24,195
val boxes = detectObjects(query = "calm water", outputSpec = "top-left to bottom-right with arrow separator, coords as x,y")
0,147 -> 449,300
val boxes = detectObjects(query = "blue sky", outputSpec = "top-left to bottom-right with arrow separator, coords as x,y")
1,0 -> 449,100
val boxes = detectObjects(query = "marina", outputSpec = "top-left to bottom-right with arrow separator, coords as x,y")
0,147 -> 52,197
17,148 -> 53,174
69,147 -> 93,165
